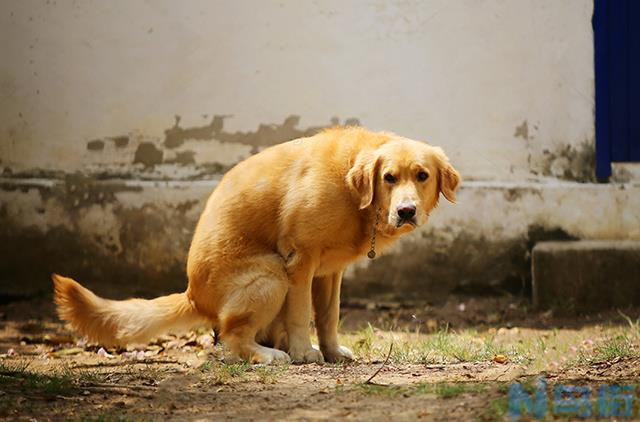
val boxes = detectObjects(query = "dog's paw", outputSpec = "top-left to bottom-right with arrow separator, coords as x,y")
225,346 -> 291,365
252,347 -> 291,365
289,346 -> 325,364
321,345 -> 354,363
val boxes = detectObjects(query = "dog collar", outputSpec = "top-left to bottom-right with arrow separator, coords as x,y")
367,208 -> 381,259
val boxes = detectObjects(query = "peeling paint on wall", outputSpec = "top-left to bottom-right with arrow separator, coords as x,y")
133,142 -> 164,168
163,114 -> 360,152
69,115 -> 363,180
87,136 -> 129,152
86,140 -> 105,151
164,115 -> 228,149
535,140 -> 596,182
514,120 -> 530,141
165,150 -> 196,165
112,136 -> 129,148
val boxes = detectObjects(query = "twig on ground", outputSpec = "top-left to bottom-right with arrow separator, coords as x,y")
85,382 -> 157,391
82,385 -> 154,398
72,359 -> 179,369
365,342 -> 393,385
423,364 -> 446,370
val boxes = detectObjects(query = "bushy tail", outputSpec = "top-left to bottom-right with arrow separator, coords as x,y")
52,274 -> 207,346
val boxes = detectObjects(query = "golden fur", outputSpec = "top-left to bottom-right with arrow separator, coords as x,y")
53,127 -> 460,364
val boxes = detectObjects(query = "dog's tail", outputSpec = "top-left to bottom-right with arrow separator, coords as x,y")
52,274 -> 208,346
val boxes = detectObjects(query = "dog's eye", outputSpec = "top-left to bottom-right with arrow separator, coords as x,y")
384,173 -> 396,184
417,171 -> 429,182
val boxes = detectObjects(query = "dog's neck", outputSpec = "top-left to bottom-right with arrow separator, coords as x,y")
364,206 -> 401,259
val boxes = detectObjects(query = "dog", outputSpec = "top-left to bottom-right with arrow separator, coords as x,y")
53,127 -> 460,364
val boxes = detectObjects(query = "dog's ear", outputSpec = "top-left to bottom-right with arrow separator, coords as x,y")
346,150 -> 380,209
440,164 -> 461,202
433,147 -> 461,203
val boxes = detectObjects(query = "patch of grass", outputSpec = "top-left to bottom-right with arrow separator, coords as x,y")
75,368 -> 108,386
344,327 -> 502,364
199,361 -> 250,385
415,382 -> 486,398
351,323 -> 375,359
413,329 -> 509,364
618,310 -> 640,338
588,334 -> 636,363
0,360 -> 76,395
254,363 -> 288,384
343,319 -> 640,370
356,382 -> 485,398
598,335 -> 635,359
223,362 -> 250,377
0,359 -> 30,375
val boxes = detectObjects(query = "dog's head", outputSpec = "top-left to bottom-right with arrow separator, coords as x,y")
347,138 -> 460,234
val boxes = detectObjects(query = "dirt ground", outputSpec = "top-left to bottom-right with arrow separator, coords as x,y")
1,295 -> 639,421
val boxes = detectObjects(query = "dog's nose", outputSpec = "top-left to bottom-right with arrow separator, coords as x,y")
397,203 -> 416,220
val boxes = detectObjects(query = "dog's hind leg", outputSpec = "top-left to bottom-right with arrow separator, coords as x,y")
256,307 -> 288,352
217,261 -> 291,364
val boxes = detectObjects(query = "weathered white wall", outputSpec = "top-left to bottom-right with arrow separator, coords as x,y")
1,0 -> 595,181
5,0 -> 632,302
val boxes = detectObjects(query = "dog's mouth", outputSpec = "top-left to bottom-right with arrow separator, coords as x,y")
396,217 -> 417,228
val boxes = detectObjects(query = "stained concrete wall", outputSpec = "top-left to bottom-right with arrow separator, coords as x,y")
2,0 -> 637,302
2,0 -> 595,181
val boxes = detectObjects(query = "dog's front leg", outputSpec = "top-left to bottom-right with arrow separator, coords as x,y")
312,271 -> 354,363
285,257 -> 324,364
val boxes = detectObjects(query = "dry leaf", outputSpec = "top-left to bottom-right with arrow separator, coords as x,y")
51,347 -> 84,357
493,354 -> 508,364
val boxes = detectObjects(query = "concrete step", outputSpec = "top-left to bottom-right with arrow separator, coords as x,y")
532,241 -> 640,312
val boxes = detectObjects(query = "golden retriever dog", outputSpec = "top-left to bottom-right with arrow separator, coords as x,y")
53,127 -> 460,364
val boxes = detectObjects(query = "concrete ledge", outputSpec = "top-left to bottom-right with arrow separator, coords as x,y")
532,241 -> 640,312
2,178 -> 639,302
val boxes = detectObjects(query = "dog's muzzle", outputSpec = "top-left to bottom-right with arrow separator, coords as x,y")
396,202 -> 417,227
